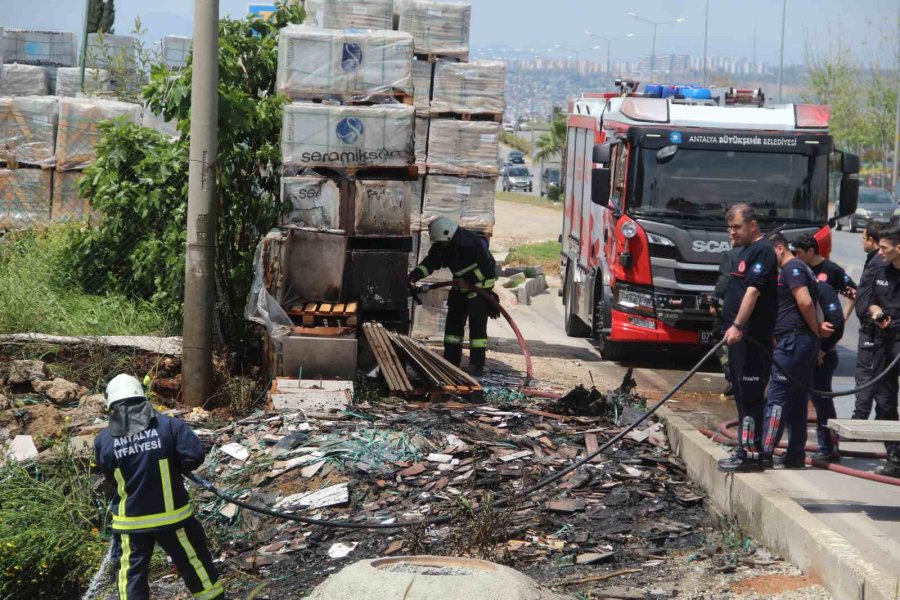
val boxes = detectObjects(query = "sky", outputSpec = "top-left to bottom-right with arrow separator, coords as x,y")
2,0 -> 897,66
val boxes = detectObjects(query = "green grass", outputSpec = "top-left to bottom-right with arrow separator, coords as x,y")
504,240 -> 562,272
0,226 -> 172,336
495,191 -> 563,210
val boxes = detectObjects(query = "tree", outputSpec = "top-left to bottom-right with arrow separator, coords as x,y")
75,1 -> 305,355
86,0 -> 115,34
535,107 -> 566,163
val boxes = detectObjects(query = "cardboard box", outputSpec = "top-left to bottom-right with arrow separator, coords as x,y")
426,119 -> 499,175
431,60 -> 506,114
281,103 -> 415,169
0,96 -> 58,166
421,174 -> 495,234
0,168 -> 52,229
54,68 -> 111,97
305,0 -> 394,30
0,64 -> 49,96
412,59 -> 433,114
2,29 -> 78,67
55,97 -> 142,171
397,0 -> 471,58
281,176 -> 342,230
162,36 -> 192,70
51,170 -> 90,223
352,179 -> 411,235
281,334 -> 358,379
277,25 -> 413,99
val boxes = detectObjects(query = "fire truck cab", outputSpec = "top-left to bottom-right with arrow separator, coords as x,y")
561,83 -> 860,360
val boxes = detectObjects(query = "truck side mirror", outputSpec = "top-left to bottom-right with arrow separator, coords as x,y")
591,167 -> 611,206
841,152 -> 860,175
592,143 -> 612,165
838,177 -> 859,217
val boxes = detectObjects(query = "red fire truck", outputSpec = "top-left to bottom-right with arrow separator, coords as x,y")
561,82 -> 860,359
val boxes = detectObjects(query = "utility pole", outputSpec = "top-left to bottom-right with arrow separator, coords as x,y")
183,0 -> 219,407
79,0 -> 90,92
584,31 -> 634,90
892,0 -> 900,191
778,0 -> 787,103
703,0 -> 709,85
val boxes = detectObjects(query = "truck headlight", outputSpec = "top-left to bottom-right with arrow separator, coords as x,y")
856,208 -> 869,216
893,207 -> 900,217
646,232 -> 675,246
615,284 -> 655,314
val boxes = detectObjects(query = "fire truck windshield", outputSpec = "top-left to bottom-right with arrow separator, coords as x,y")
631,148 -> 828,227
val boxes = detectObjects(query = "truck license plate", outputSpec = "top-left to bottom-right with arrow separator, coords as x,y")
699,330 -> 715,343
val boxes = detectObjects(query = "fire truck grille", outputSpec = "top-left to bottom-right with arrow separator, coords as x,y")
648,243 -> 679,260
674,269 -> 718,287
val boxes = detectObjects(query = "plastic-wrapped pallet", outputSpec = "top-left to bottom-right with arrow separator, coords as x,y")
0,64 -> 49,96
412,59 -> 432,113
414,117 -> 428,166
54,67 -> 111,97
397,1 -> 471,58
409,175 -> 424,232
282,103 -> 414,170
352,179 -> 411,235
276,26 -> 413,100
55,97 -> 142,171
305,0 -> 394,30
86,34 -> 139,70
141,111 -> 180,138
0,168 -> 52,229
51,171 -> 91,223
0,96 -> 58,166
431,60 -> 506,114
2,30 -> 78,67
426,119 -> 499,176
162,36 -> 192,69
281,176 -> 341,230
422,174 -> 494,234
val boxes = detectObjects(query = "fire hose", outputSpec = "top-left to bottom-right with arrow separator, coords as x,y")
185,289 -> 900,527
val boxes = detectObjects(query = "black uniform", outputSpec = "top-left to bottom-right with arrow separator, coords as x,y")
95,414 -> 223,600
853,254 -> 886,420
713,248 -> 741,376
721,238 -> 778,460
761,258 -> 819,463
855,257 -> 900,469
812,281 -> 845,456
411,227 -> 497,369
809,258 -> 857,295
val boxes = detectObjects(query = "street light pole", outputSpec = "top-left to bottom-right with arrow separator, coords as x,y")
554,44 -> 601,77
627,12 -> 684,78
584,32 -> 634,89
892,0 -> 900,191
778,0 -> 787,103
703,0 -> 709,85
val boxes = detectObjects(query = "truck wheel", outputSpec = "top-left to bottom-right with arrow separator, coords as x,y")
564,266 -> 590,337
592,284 -> 625,361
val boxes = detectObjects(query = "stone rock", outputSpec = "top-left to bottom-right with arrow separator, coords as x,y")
32,378 -> 88,404
0,405 -> 65,448
79,393 -> 106,414
507,272 -> 527,286
0,394 -> 10,411
5,360 -> 47,385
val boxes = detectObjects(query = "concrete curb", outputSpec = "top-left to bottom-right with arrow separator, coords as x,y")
658,407 -> 900,600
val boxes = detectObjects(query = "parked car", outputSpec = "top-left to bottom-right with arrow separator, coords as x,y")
499,161 -> 513,176
503,166 -> 532,192
540,166 -> 561,197
835,186 -> 897,232
507,150 -> 525,164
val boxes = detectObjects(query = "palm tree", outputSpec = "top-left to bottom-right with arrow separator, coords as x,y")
534,107 -> 566,163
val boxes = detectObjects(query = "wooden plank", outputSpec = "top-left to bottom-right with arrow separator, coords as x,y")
363,324 -> 400,392
304,302 -> 317,314
346,303 -> 358,314
828,419 -> 900,441
333,303 -> 345,315
374,324 -> 411,392
317,303 -> 333,315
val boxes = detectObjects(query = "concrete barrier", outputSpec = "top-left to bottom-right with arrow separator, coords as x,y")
658,407 -> 899,600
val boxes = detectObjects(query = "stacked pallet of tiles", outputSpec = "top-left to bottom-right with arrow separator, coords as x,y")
0,95 -> 140,230
273,9 -> 418,377
390,1 -> 507,339
0,29 -> 77,96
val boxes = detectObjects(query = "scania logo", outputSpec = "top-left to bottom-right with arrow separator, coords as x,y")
692,240 -> 731,253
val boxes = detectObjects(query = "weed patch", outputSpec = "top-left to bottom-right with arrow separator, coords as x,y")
505,240 -> 562,273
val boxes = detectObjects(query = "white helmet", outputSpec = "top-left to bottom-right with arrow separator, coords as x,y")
429,216 -> 458,243
105,374 -> 146,408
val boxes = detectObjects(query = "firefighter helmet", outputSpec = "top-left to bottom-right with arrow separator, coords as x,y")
429,217 -> 458,243
105,374 -> 146,408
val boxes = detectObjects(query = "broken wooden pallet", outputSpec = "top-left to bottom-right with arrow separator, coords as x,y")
388,331 -> 482,395
288,302 -> 358,328
362,322 -> 414,394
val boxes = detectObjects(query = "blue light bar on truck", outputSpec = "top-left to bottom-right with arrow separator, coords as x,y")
644,84 -> 713,100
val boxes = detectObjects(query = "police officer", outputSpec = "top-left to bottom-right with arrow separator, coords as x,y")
855,225 -> 900,477
792,233 -> 857,320
853,221 -> 886,420
757,233 -> 832,470
94,374 -> 224,600
810,278 -> 845,462
409,217 -> 499,377
718,204 -> 779,473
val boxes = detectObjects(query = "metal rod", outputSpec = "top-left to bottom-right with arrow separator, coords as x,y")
892,0 -> 900,191
778,0 -> 787,103
183,0 -> 220,407
703,0 -> 709,86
